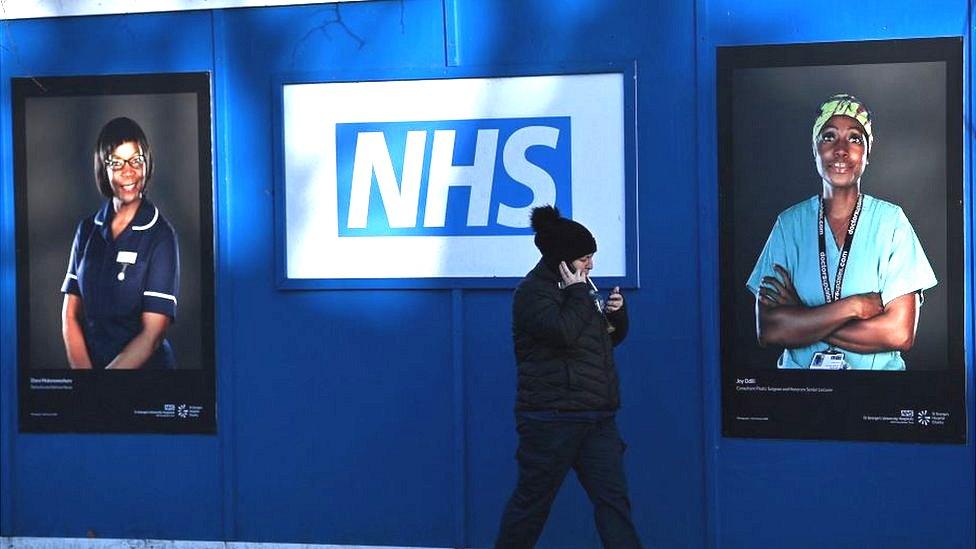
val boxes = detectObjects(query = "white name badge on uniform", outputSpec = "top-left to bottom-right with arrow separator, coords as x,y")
116,251 -> 138,281
116,251 -> 138,264
810,350 -> 846,370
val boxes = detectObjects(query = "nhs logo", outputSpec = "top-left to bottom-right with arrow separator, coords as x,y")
280,72 -> 628,283
335,117 -> 571,237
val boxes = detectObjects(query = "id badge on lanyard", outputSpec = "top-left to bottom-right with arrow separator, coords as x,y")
810,350 -> 847,370
811,195 -> 863,370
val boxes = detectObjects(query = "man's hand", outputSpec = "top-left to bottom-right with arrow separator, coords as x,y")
558,261 -> 587,287
606,286 -> 624,313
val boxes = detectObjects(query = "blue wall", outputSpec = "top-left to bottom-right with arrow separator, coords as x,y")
0,1 -> 970,548
698,1 -> 975,548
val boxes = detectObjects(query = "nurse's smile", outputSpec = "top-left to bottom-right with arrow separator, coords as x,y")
106,141 -> 146,206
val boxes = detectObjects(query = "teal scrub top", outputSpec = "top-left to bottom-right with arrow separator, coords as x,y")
746,194 -> 937,370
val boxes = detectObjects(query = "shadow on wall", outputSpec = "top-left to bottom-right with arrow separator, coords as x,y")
451,2 -> 704,549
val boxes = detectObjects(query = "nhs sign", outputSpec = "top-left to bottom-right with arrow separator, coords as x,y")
336,117 -> 571,237
280,72 -> 628,284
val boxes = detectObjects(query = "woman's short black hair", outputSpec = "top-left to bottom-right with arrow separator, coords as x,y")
93,117 -> 154,199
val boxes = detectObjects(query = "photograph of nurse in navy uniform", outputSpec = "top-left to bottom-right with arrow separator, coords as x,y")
61,117 -> 179,369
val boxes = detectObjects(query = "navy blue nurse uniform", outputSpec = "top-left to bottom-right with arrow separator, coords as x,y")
61,198 -> 179,369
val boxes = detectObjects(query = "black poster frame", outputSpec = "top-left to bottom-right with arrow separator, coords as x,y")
718,38 -> 966,443
14,72 -> 216,433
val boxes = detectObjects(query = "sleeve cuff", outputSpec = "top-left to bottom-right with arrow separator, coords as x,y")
61,273 -> 79,294
143,291 -> 177,318
881,277 -> 937,307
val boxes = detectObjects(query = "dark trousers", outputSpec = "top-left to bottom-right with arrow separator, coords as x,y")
495,416 -> 642,549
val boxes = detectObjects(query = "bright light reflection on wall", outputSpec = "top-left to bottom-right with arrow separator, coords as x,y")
0,0 -> 366,20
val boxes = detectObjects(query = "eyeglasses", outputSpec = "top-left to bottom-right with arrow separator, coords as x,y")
105,155 -> 146,170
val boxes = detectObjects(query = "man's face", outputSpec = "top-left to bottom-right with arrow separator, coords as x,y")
571,253 -> 594,277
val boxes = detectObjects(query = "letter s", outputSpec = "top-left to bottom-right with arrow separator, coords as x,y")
495,125 -> 559,228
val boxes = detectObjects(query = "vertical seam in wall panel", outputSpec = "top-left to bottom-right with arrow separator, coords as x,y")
694,0 -> 719,547
631,60 -> 641,284
212,8 -> 238,542
451,289 -> 466,548
442,0 -> 460,67
0,20 -> 14,537
962,0 -> 976,540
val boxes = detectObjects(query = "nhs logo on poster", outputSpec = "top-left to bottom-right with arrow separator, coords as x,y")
281,72 -> 627,283
335,117 -> 571,237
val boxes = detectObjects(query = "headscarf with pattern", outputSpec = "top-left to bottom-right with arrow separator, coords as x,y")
812,93 -> 873,156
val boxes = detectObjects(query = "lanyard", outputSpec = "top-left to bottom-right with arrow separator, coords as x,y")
818,194 -> 863,303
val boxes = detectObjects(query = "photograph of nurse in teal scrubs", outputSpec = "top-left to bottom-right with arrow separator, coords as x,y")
746,94 -> 937,371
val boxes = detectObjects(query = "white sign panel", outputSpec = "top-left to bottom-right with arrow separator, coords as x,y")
282,72 -> 626,280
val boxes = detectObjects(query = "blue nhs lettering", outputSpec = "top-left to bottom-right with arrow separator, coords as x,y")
335,117 -> 571,236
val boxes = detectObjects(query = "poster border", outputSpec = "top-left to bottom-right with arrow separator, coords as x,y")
12,72 -> 217,434
717,37 -> 966,443
271,61 -> 640,290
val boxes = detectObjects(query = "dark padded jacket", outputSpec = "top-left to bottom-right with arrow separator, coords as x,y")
512,260 -> 629,412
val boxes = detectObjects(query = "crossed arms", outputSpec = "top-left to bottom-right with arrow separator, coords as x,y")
756,264 -> 920,354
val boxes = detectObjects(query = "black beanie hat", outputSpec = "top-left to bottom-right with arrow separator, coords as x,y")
530,205 -> 597,270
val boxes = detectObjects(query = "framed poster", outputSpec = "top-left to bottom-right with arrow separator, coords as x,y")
718,38 -> 965,443
14,73 -> 216,433
275,65 -> 638,289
